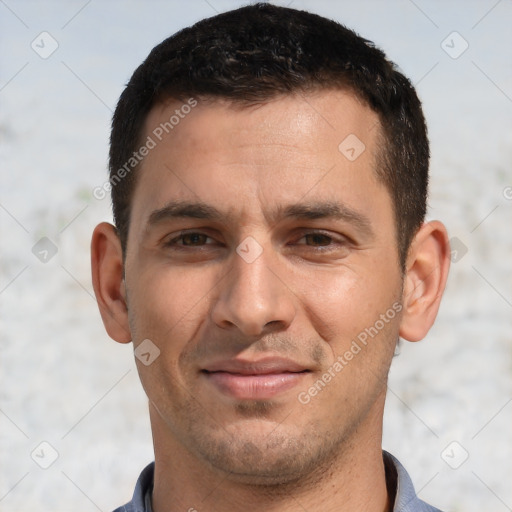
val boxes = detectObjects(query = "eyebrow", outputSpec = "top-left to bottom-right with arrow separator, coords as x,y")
146,199 -> 374,237
270,202 -> 374,236
147,201 -> 224,226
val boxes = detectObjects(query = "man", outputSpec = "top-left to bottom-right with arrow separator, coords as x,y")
91,3 -> 450,511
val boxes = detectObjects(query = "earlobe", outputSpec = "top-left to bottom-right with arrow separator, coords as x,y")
399,221 -> 450,342
91,222 -> 132,343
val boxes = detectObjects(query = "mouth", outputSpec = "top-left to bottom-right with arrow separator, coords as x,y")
201,357 -> 311,400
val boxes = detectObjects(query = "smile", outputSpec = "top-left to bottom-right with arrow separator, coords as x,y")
201,357 -> 311,400
202,371 -> 310,400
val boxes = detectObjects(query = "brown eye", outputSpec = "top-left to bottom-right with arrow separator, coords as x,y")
303,233 -> 332,246
164,232 -> 214,248
180,233 -> 209,246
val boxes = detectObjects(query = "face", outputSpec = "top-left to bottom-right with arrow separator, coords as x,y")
124,91 -> 403,483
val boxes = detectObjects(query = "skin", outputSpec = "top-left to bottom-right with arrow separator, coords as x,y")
91,90 -> 450,512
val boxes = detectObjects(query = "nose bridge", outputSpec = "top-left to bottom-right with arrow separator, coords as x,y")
233,240 -> 273,304
211,236 -> 295,336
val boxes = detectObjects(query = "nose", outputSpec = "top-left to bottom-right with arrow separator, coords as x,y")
211,238 -> 296,337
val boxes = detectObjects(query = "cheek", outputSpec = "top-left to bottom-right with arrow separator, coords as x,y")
127,263 -> 218,346
293,260 -> 401,352
126,266 -> 217,406
294,266 -> 401,413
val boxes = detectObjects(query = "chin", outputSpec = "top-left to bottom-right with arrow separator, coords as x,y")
206,444 -> 310,485
189,419 -> 340,487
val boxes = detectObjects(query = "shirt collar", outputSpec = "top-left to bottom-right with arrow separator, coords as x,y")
384,451 -> 442,512
117,452 -> 441,512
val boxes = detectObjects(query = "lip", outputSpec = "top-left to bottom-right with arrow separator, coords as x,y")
203,357 -> 309,375
202,357 -> 311,400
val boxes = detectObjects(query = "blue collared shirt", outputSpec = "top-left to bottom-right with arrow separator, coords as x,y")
113,451 -> 442,512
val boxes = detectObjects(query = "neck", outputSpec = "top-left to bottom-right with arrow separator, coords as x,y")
149,398 -> 391,512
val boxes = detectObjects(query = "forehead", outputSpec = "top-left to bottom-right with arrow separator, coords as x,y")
129,90 -> 389,235
144,90 -> 379,159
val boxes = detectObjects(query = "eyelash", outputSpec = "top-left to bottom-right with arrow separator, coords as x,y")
164,230 -> 347,250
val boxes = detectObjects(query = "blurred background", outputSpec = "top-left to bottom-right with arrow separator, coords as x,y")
0,1 -> 511,511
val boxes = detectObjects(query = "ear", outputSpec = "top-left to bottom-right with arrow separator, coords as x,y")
91,222 -> 132,343
399,221 -> 450,342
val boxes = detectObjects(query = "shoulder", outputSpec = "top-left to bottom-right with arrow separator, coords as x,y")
111,462 -> 155,512
384,451 -> 444,512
